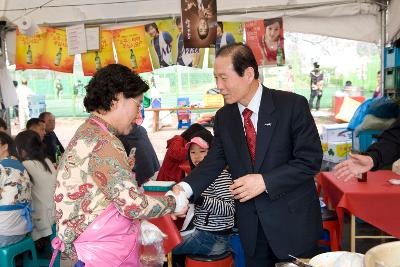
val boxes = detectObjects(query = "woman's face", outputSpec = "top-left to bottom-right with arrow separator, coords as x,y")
0,143 -> 8,158
189,143 -> 209,166
112,93 -> 143,135
265,21 -> 281,42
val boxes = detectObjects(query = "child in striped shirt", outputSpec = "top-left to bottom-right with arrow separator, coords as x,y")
173,129 -> 234,257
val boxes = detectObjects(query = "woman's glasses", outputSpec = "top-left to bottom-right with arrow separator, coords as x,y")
132,98 -> 143,110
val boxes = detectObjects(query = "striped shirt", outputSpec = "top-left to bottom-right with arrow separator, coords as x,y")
193,169 -> 235,231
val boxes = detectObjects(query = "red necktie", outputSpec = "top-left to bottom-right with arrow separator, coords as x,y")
242,108 -> 256,164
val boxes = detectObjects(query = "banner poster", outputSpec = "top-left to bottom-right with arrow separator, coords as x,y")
15,27 -> 47,70
113,26 -> 153,73
174,16 -> 205,68
144,19 -> 177,69
41,28 -> 75,73
245,18 -> 285,66
181,0 -> 217,48
81,30 -> 115,76
208,21 -> 244,67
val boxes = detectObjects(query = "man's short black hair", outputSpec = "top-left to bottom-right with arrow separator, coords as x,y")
83,64 -> 149,113
145,23 -> 159,33
0,118 -> 7,130
217,21 -> 223,32
175,16 -> 181,26
39,112 -> 53,120
26,118 -> 45,130
216,43 -> 259,79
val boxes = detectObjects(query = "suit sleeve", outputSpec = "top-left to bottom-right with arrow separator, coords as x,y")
367,116 -> 400,170
262,96 -> 323,200
184,111 -> 227,201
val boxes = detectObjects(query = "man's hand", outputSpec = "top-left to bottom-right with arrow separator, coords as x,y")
169,185 -> 189,220
230,174 -> 266,202
333,153 -> 374,181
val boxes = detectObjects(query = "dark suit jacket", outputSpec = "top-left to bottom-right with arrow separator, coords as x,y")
43,131 -> 64,163
184,86 -> 323,258
367,115 -> 400,170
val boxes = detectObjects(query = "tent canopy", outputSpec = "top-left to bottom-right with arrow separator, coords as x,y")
0,0 -> 398,44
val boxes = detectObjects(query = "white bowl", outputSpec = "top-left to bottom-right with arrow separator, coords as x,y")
309,251 -> 363,267
364,241 -> 400,267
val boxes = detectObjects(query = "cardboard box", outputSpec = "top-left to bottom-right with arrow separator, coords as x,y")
321,123 -> 352,143
322,141 -> 352,163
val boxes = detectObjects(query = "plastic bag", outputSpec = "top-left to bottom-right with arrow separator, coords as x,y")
139,220 -> 166,267
347,98 -> 373,131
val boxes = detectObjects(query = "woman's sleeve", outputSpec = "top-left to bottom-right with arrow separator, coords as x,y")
90,138 -> 176,220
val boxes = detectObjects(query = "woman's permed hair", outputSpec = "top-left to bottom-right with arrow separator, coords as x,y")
83,64 -> 149,112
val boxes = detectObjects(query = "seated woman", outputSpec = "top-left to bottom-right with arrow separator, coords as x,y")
0,132 -> 32,247
52,64 -> 185,266
173,129 -> 234,256
157,123 -> 205,183
15,130 -> 57,249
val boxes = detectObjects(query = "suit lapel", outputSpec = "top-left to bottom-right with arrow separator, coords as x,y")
228,104 -> 253,173
254,87 -> 277,172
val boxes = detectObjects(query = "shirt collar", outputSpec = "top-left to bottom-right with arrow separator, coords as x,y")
89,114 -> 118,135
238,82 -> 263,116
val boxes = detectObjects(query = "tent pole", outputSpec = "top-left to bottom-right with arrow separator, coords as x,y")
380,3 -> 386,96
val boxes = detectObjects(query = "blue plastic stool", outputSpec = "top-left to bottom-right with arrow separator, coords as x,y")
0,236 -> 38,267
23,224 -> 60,267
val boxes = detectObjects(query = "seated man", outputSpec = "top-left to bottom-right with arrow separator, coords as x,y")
26,118 -> 46,141
118,124 -> 160,186
39,112 -> 64,163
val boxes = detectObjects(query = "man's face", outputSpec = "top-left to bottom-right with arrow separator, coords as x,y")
147,26 -> 158,38
43,114 -> 56,133
31,122 -> 46,141
214,55 -> 253,105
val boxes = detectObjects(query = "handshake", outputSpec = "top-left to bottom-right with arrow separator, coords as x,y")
165,185 -> 189,220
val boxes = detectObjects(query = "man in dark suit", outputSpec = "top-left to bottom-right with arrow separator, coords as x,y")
173,43 -> 323,266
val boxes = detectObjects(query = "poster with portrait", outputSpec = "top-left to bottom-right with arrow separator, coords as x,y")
82,30 -> 115,76
181,0 -> 217,48
208,21 -> 244,67
113,26 -> 153,73
144,19 -> 178,69
15,27 -> 48,70
41,28 -> 75,73
173,16 -> 205,68
245,18 -> 285,66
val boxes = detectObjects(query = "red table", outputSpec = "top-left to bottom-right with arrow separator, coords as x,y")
319,171 -> 400,251
145,191 -> 183,253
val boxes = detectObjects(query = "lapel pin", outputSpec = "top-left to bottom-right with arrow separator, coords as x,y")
265,123 -> 272,126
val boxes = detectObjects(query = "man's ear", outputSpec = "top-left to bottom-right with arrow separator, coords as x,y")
244,67 -> 255,83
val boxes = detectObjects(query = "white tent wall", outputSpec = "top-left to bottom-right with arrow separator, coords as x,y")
387,0 -> 400,43
0,0 -> 394,44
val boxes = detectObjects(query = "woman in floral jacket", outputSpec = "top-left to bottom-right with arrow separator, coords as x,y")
0,132 -> 32,247
54,64 -> 181,265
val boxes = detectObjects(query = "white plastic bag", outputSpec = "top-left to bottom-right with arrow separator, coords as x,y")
139,220 -> 166,267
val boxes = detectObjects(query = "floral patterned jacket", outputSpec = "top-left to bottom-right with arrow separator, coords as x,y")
55,115 -> 175,258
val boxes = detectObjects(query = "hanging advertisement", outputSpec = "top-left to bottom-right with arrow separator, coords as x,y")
174,16 -> 205,68
208,21 -> 244,67
144,19 -> 177,69
82,30 -> 115,76
15,28 -> 47,70
41,28 -> 75,73
245,18 -> 285,66
181,0 -> 217,48
113,25 -> 153,73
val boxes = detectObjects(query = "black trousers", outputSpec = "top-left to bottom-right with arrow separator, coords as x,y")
309,90 -> 322,110
244,220 -> 320,267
